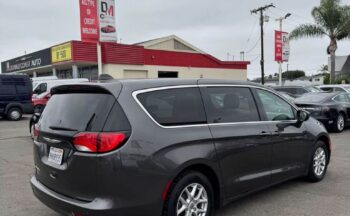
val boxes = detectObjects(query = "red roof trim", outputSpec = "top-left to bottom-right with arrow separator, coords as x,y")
144,49 -> 250,69
70,40 -> 250,70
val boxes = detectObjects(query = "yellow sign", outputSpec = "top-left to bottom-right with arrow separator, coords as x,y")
51,43 -> 72,63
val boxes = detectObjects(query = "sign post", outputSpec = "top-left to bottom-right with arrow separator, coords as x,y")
275,30 -> 289,86
80,0 -> 117,77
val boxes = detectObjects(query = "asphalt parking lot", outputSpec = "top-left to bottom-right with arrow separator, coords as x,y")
0,116 -> 350,216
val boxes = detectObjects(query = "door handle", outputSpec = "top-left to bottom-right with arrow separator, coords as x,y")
259,131 -> 269,136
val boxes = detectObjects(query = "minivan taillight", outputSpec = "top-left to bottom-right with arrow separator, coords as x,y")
73,132 -> 126,153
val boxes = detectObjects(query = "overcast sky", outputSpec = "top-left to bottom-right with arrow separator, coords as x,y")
1,0 -> 350,78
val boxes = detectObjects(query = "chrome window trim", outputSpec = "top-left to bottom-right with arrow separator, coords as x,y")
132,84 -> 299,129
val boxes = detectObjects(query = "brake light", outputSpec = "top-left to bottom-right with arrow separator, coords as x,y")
73,132 -> 126,153
33,124 -> 39,141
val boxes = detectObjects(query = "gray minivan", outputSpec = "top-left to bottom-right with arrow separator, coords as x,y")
31,79 -> 331,216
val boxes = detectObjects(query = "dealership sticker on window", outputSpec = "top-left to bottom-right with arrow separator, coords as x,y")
51,42 -> 72,63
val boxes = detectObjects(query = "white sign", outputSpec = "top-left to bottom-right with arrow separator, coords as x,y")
282,32 -> 290,62
98,0 -> 117,42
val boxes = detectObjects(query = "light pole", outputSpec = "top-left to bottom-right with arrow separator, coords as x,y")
276,13 -> 291,86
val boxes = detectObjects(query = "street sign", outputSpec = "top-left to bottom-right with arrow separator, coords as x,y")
275,30 -> 289,62
79,0 -> 99,42
51,43 -> 72,63
98,0 -> 117,42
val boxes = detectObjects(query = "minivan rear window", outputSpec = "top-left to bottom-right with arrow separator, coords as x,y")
137,88 -> 206,126
40,93 -> 115,132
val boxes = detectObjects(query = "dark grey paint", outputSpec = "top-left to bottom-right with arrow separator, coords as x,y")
31,79 -> 331,216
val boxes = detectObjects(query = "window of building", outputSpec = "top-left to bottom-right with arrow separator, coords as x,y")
158,71 -> 178,78
137,87 -> 206,126
257,89 -> 295,121
201,87 -> 260,123
57,69 -> 73,79
79,66 -> 98,81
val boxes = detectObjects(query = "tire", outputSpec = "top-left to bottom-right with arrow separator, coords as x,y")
306,141 -> 329,182
7,107 -> 22,121
332,113 -> 345,133
34,105 -> 44,113
163,171 -> 214,216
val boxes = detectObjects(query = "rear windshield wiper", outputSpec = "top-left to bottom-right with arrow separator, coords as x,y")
85,113 -> 96,131
49,126 -> 78,132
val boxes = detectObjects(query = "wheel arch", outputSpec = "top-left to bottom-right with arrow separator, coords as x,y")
5,103 -> 23,114
172,162 -> 222,209
317,134 -> 331,164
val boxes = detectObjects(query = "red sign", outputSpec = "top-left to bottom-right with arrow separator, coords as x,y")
275,30 -> 290,62
275,31 -> 283,62
79,0 -> 99,42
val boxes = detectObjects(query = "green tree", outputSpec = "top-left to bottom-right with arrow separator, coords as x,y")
319,64 -> 329,73
282,70 -> 306,80
289,0 -> 350,84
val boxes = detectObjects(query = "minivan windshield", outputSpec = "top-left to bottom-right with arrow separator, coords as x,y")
40,93 -> 115,132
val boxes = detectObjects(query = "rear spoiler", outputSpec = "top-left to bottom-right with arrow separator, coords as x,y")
51,83 -> 122,98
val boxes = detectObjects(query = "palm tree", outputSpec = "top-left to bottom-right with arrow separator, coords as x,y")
289,0 -> 350,83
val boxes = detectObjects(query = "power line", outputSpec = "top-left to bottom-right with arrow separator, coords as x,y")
245,37 -> 261,53
243,17 -> 259,51
274,6 -> 314,23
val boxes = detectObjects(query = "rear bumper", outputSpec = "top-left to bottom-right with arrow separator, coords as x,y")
31,176 -> 109,215
31,176 -> 153,216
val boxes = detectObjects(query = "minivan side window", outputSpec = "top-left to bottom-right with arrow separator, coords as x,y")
201,87 -> 260,123
256,89 -> 295,121
137,88 -> 206,126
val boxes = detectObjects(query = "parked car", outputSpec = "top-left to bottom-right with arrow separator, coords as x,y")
294,92 -> 350,132
31,76 -> 58,90
0,74 -> 33,120
32,78 -> 89,98
272,85 -> 321,98
32,92 -> 51,113
31,79 -> 331,216
278,91 -> 296,103
101,25 -> 116,33
317,84 -> 350,93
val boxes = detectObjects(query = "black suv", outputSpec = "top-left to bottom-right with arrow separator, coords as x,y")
272,85 -> 321,98
0,75 -> 33,120
31,79 -> 331,216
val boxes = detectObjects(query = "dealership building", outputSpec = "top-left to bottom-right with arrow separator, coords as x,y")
1,35 -> 249,80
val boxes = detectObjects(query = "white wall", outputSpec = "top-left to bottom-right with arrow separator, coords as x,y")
103,64 -> 247,80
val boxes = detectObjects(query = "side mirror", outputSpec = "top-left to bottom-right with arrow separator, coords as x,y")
297,110 -> 310,123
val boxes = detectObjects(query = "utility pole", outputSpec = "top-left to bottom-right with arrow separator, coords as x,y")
251,3 -> 275,85
276,13 -> 291,86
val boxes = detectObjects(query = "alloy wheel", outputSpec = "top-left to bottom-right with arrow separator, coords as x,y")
176,183 -> 208,216
337,114 -> 345,131
10,110 -> 21,120
313,147 -> 326,176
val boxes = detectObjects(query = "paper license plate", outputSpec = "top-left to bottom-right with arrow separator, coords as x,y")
48,147 -> 64,165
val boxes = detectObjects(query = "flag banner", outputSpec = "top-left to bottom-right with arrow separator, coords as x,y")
80,0 -> 99,42
98,0 -> 117,42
